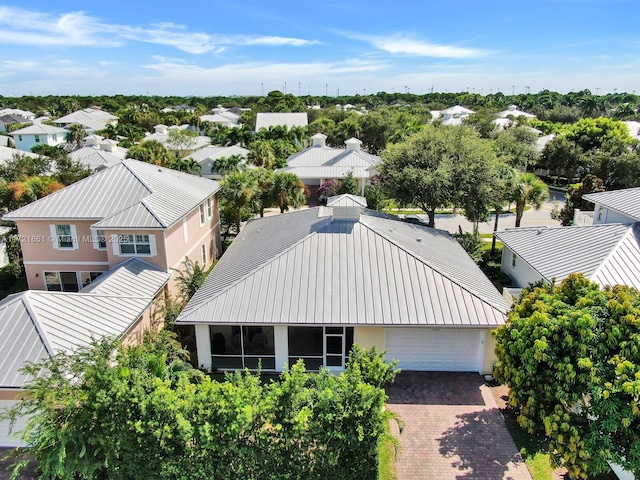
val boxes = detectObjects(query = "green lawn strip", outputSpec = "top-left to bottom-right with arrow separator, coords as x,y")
378,435 -> 397,480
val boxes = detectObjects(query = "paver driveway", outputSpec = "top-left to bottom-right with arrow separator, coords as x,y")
387,372 -> 532,480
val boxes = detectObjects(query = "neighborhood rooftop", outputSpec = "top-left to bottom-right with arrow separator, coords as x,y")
583,187 -> 640,221
0,258 -> 169,389
496,223 -> 640,288
4,159 -> 220,228
177,207 -> 509,328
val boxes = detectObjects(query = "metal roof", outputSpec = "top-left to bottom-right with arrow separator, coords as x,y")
255,113 -> 308,131
496,223 -> 640,288
583,187 -> 640,221
69,147 -> 124,170
0,259 -> 169,388
177,207 -> 508,328
326,194 -> 368,207
9,124 -> 67,135
4,159 -> 220,229
0,146 -> 40,164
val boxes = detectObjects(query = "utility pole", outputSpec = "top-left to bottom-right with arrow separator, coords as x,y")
512,85 -> 515,95
325,83 -> 328,96
298,82 -> 301,96
284,82 -> 287,94
525,86 -> 530,94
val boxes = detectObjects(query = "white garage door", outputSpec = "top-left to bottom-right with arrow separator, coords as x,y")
384,328 -> 484,372
0,400 -> 27,447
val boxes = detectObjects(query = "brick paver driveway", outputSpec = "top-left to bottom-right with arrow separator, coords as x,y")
387,372 -> 532,480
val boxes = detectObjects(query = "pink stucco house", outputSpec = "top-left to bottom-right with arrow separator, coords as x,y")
3,159 -> 221,294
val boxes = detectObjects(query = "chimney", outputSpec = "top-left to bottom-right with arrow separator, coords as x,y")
311,133 -> 327,147
332,206 -> 361,221
345,137 -> 362,151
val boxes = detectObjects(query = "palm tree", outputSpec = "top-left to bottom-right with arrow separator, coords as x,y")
271,172 -> 307,213
127,140 -> 173,167
247,140 -> 276,169
211,154 -> 243,177
511,172 -> 549,227
169,158 -> 202,176
65,123 -> 87,150
219,171 -> 261,233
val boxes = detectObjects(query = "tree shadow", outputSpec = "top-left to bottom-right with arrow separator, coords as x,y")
438,408 -> 525,479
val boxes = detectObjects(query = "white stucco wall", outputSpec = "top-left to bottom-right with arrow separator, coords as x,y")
500,245 -> 545,288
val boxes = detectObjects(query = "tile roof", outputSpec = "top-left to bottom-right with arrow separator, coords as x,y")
4,159 -> 220,229
496,223 -> 640,288
177,207 -> 508,328
583,187 -> 640,221
0,258 -> 169,388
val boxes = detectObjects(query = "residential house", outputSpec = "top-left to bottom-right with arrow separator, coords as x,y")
69,135 -> 127,171
432,105 -> 475,126
0,114 -> 30,133
0,145 -> 41,166
143,124 -> 211,157
9,124 -> 67,152
0,258 -> 171,446
0,108 -> 35,121
0,226 -> 11,267
3,159 -> 221,294
276,133 -> 381,198
493,105 -> 537,130
495,223 -> 640,302
54,107 -> 118,133
175,206 -> 509,374
255,112 -> 308,131
200,105 -> 241,128
183,145 -> 249,180
582,187 -> 640,225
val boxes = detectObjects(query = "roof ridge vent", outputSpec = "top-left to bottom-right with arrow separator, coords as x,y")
332,206 -> 360,221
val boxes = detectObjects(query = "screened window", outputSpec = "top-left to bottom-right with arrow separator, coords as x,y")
209,326 -> 275,370
44,271 -> 80,292
287,326 -> 354,371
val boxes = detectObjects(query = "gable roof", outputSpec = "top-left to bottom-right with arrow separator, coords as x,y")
4,159 -> 220,229
176,207 -> 508,328
0,145 -> 40,164
496,223 -> 640,289
0,258 -> 169,388
278,141 -> 381,180
326,194 -> 368,207
69,146 -> 125,170
255,112 -> 308,131
583,187 -> 640,221
9,124 -> 67,136
54,108 -> 118,131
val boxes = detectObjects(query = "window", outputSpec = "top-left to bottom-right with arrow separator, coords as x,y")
597,207 -> 604,222
18,135 -> 23,142
199,199 -> 212,225
201,244 -> 206,265
34,135 -> 40,143
45,271 -> 103,291
44,271 -> 80,292
209,326 -> 275,370
80,271 -> 103,287
52,224 -> 75,249
52,134 -> 57,141
288,326 -> 354,371
118,234 -> 152,255
511,252 -> 517,268
206,198 -> 212,218
199,204 -> 206,224
95,229 -> 106,250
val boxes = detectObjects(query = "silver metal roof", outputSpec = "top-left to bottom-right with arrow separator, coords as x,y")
0,145 -> 40,164
177,207 -> 508,327
496,223 -> 640,288
9,124 -> 67,135
4,159 -> 220,229
0,259 -> 169,388
255,113 -> 308,131
583,187 -> 640,221
326,194 -> 368,207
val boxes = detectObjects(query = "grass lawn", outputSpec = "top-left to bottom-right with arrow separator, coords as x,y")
378,435 -> 397,480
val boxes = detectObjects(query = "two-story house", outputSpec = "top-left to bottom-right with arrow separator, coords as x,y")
9,124 -> 67,152
4,159 -> 221,294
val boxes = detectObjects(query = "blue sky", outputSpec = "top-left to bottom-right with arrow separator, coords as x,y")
0,0 -> 638,97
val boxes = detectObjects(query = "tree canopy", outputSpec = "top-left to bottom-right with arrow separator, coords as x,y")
494,274 -> 640,479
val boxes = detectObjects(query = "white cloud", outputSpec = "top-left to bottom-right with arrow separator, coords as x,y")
348,32 -> 487,58
0,6 -> 319,53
